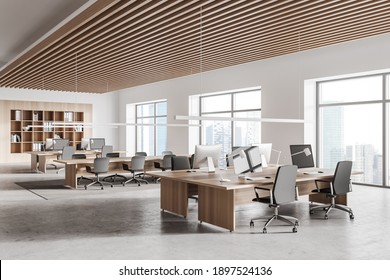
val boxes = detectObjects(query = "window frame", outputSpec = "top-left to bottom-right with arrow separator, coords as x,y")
135,100 -> 167,156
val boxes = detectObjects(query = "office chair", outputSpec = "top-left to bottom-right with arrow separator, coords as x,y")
71,153 -> 94,185
310,160 -> 354,220
103,152 -> 127,183
135,151 -> 147,156
101,145 -> 113,157
153,154 -> 175,182
84,157 -> 112,190
154,154 -> 175,171
122,156 -> 148,186
56,146 -> 75,174
171,155 -> 191,170
250,165 -> 299,233
171,156 -> 197,202
161,150 -> 173,156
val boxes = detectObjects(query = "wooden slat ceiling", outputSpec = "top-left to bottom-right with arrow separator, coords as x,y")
1,0 -> 390,93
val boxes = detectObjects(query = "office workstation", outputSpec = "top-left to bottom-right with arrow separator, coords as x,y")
1,1 -> 390,264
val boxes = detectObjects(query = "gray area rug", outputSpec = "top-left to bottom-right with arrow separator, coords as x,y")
15,179 -> 70,190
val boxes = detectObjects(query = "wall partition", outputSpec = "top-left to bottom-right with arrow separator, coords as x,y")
317,74 -> 388,187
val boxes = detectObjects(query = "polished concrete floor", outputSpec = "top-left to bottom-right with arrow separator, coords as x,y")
0,163 -> 389,260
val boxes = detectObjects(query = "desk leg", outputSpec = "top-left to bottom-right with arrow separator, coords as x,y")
160,178 -> 188,217
30,154 -> 38,172
198,186 -> 235,231
38,156 -> 47,173
63,164 -> 77,189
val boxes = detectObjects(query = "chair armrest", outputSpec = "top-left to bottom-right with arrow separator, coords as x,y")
154,162 -> 160,169
253,186 -> 272,202
314,179 -> 331,191
122,163 -> 129,170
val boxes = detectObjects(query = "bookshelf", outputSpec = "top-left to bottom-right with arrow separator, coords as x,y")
10,109 -> 85,153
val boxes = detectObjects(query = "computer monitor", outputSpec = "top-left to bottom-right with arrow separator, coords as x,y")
45,138 -> 54,150
232,150 -> 251,174
192,144 -> 221,170
290,144 -> 315,168
80,138 -> 90,150
90,138 -> 105,150
252,143 -> 272,165
245,146 -> 263,172
52,139 -> 69,151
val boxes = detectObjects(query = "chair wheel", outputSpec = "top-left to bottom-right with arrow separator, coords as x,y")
309,210 -> 314,214
292,227 -> 297,233
350,214 -> 354,219
262,228 -> 267,234
295,221 -> 299,226
84,185 -> 87,190
250,221 -> 254,227
111,185 -> 113,188
324,215 -> 328,220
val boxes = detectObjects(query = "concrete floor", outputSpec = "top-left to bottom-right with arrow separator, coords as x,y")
0,163 -> 389,260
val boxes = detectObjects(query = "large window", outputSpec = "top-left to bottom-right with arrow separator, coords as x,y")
136,101 -> 167,156
317,74 -> 387,186
199,88 -> 261,165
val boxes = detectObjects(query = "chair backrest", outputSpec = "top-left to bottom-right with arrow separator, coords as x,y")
101,145 -> 113,157
171,156 -> 191,170
272,165 -> 298,204
162,150 -> 173,156
62,146 -> 75,160
135,151 -> 147,156
93,157 -> 110,174
162,154 -> 174,169
332,161 -> 353,195
72,153 -> 86,159
131,155 -> 146,171
106,152 -> 120,158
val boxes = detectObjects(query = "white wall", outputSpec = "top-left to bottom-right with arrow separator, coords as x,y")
117,33 -> 390,163
0,87 -> 120,149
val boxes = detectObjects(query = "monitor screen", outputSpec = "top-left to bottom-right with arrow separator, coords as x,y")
90,138 -> 105,150
232,151 -> 251,174
252,143 -> 272,164
290,144 -> 315,168
80,138 -> 90,150
192,145 -> 221,169
52,139 -> 69,151
245,146 -> 262,172
45,138 -> 54,150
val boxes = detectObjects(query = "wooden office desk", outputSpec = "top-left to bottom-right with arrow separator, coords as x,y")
28,150 -> 125,173
55,156 -> 161,188
146,167 -> 343,232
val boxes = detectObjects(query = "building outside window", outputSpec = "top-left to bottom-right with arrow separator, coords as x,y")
198,88 -> 261,165
136,101 -> 167,156
317,74 -> 386,186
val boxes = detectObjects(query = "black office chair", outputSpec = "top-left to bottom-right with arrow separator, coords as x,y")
84,157 -> 112,190
250,165 -> 299,233
310,160 -> 354,220
171,156 -> 197,202
122,156 -> 148,186
72,153 -> 93,185
102,152 -> 127,183
171,156 -> 191,170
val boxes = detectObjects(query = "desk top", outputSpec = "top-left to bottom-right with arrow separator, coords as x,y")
146,167 -> 335,191
55,156 -> 162,165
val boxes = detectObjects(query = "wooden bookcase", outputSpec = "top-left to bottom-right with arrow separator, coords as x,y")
10,109 -> 85,153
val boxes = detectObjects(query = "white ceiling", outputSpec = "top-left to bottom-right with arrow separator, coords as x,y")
0,0 -> 90,67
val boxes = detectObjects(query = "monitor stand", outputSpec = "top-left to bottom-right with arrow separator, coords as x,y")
199,156 -> 216,173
